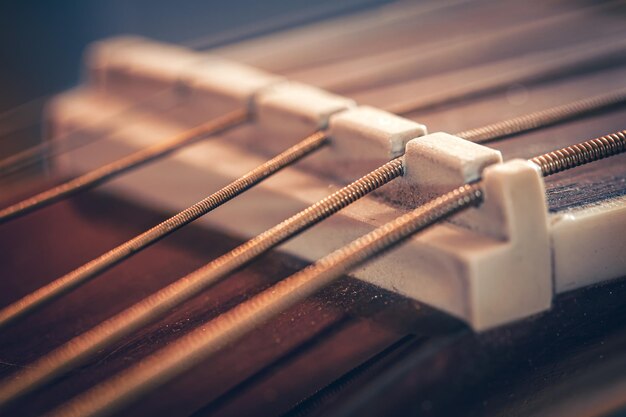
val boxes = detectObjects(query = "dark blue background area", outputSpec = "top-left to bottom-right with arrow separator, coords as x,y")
0,0 -> 390,112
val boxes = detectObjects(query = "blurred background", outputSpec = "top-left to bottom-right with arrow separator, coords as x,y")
0,0 -> 391,189
0,0 -> 390,113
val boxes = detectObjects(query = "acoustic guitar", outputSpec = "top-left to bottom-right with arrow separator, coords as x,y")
0,1 -> 625,416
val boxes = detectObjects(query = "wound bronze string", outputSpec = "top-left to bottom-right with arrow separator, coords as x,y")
0,89 -> 177,178
0,108 -> 249,224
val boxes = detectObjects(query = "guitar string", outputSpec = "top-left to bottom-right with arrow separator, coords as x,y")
215,0 -> 617,78
0,98 -> 622,409
312,3 -> 624,94
0,108 -> 249,224
388,37 -> 626,117
0,97 -> 48,141
456,87 -> 626,143
44,130 -> 626,417
0,89 -> 182,179
185,0 -> 410,52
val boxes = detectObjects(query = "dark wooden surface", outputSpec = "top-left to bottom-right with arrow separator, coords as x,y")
1,170 -> 625,416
